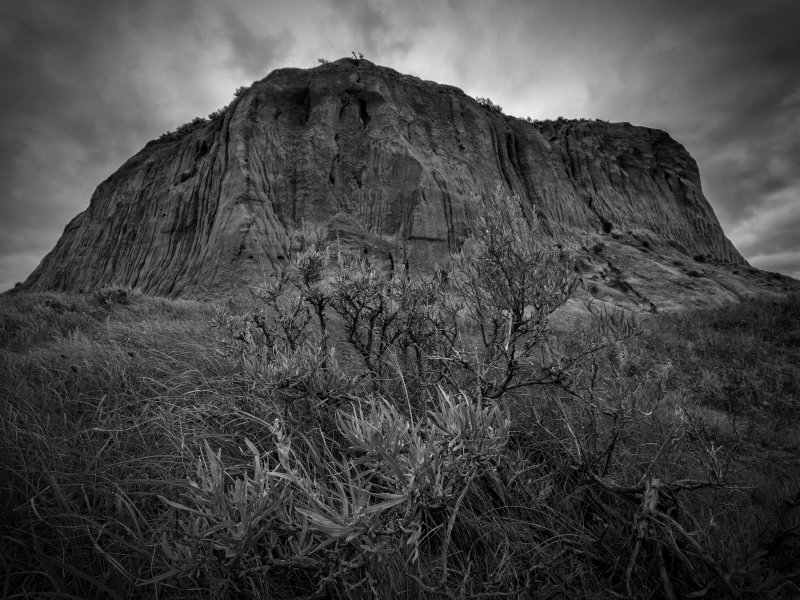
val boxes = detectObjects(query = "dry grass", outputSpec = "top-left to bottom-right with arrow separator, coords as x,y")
1,281 -> 798,599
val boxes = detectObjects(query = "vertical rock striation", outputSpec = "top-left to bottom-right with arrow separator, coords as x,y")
24,58 -> 746,300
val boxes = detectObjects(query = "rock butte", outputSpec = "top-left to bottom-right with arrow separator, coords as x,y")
22,58 -> 798,309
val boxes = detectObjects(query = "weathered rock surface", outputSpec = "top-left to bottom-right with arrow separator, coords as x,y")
22,58 -> 796,307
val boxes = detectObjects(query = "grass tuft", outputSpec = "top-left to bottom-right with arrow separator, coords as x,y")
2,244 -> 798,597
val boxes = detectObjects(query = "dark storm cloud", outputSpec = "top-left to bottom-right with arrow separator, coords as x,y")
598,0 -> 800,275
1,0 -> 798,291
563,0 -> 800,226
461,0 -> 800,275
743,210 -> 800,259
313,0 -> 800,279
729,197 -> 800,277
328,0 -> 418,57
220,7 -> 295,75
0,0 -> 294,292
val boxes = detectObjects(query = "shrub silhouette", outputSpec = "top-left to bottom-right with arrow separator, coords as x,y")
3,189 -> 797,598
475,96 -> 503,113
188,187 -> 757,597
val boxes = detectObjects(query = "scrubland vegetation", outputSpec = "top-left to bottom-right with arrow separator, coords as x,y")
1,192 -> 799,599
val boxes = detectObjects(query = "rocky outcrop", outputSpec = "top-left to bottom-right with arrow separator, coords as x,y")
24,58 -> 754,304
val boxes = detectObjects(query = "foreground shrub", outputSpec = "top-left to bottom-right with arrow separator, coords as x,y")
156,390 -> 512,597
2,189 -> 798,598
199,187 -> 790,597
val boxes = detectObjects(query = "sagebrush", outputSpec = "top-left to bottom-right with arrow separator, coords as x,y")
1,189 -> 798,598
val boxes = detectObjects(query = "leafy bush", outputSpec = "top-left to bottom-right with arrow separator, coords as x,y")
198,186 -> 776,597
475,96 -> 503,113
157,115 -> 209,142
158,389 -> 511,596
208,105 -> 228,120
2,189 -> 798,598
174,116 -> 208,136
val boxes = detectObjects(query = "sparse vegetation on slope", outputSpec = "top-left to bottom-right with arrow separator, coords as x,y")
1,192 -> 798,599
475,96 -> 503,113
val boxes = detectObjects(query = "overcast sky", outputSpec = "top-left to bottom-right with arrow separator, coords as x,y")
1,0 -> 798,292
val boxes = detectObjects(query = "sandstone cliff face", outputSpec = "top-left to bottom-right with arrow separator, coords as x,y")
24,58 -> 753,305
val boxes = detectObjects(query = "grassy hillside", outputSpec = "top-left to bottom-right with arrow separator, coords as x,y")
2,206 -> 799,600
1,289 -> 798,599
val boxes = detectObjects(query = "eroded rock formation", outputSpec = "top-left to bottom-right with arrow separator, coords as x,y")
25,57 -> 777,308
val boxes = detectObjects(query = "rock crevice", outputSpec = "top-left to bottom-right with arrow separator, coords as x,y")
24,58 -> 747,300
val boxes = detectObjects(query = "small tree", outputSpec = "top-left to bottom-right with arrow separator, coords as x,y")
218,186 -> 613,405
208,105 -> 228,120
438,190 -> 576,398
210,186 -> 739,598
475,96 -> 503,113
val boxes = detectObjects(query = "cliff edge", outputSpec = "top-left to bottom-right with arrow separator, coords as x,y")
24,58 -> 794,308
